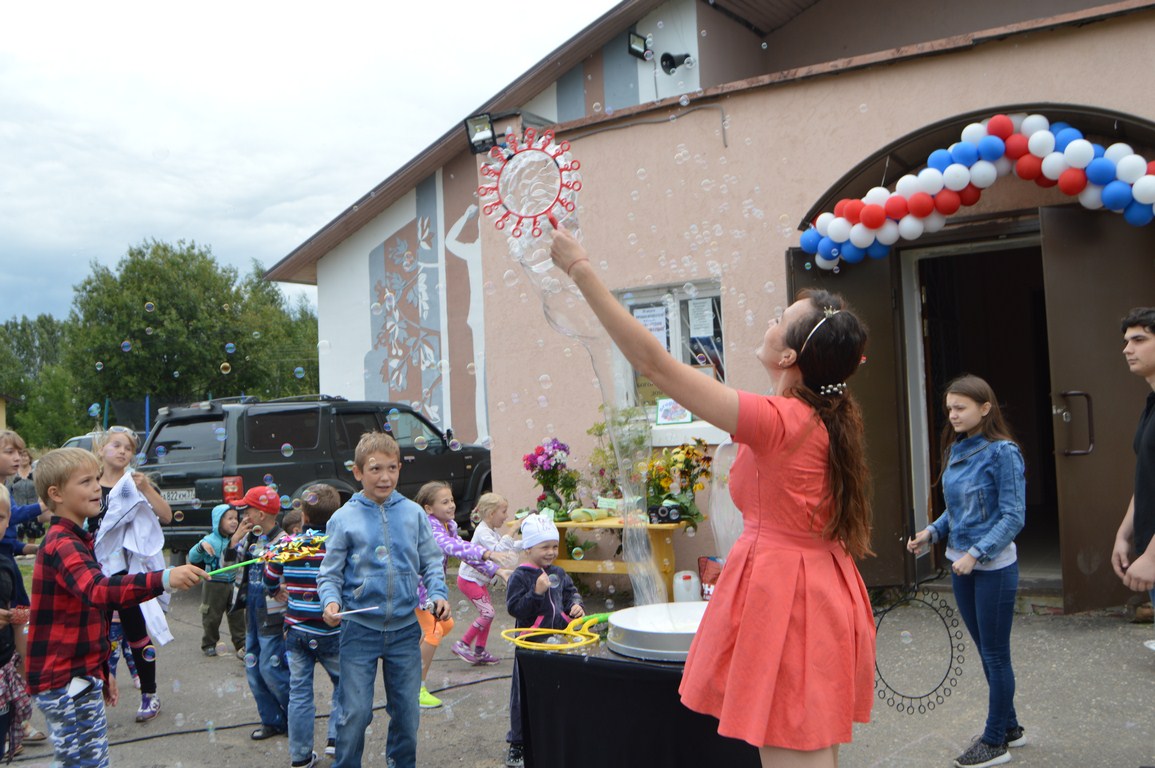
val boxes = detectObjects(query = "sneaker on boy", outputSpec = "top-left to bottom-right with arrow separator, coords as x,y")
505,743 -> 525,768
419,685 -> 442,709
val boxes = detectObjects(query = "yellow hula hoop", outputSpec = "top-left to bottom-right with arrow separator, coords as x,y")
501,613 -> 612,651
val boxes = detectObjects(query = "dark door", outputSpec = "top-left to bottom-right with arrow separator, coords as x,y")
789,250 -> 908,586
1040,206 -> 1155,612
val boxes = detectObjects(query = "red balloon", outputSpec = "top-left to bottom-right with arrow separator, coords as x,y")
958,184 -> 982,206
1058,168 -> 1088,196
1005,134 -> 1030,161
934,189 -> 961,215
1148,160 -> 1155,176
1035,175 -> 1058,188
987,114 -> 1014,139
884,195 -> 909,220
843,199 -> 865,224
860,204 -> 886,229
908,192 -> 935,218
1015,154 -> 1042,180
834,199 -> 849,218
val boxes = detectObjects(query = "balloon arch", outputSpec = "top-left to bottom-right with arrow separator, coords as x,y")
799,112 -> 1155,270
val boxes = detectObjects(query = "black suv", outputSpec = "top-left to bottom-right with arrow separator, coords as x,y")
141,395 -> 491,557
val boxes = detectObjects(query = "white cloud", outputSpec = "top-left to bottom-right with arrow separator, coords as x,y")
0,0 -> 619,320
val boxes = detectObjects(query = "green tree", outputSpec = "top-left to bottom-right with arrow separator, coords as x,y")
13,364 -> 86,448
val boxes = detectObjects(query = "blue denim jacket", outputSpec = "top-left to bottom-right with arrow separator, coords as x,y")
928,435 -> 1025,564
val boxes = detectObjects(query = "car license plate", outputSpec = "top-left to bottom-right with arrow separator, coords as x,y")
161,488 -> 197,504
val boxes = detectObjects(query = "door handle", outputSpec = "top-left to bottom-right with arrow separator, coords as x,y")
1059,390 -> 1094,456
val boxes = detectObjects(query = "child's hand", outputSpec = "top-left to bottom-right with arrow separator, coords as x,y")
499,519 -> 520,536
492,551 -> 519,568
495,568 -> 513,585
534,570 -> 551,594
273,587 -> 289,603
201,541 -> 216,558
431,598 -> 451,621
104,676 -> 119,707
168,564 -> 207,590
323,602 -> 342,627
570,603 -> 585,618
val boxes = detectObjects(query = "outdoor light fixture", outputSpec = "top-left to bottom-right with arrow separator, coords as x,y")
628,31 -> 650,60
464,113 -> 497,155
660,52 -> 695,75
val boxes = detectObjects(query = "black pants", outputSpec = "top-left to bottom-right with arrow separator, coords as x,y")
116,604 -> 157,694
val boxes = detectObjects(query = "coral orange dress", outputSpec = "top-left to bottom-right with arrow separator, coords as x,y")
679,391 -> 875,750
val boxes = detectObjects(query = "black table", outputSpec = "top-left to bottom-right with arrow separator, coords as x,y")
516,646 -> 760,768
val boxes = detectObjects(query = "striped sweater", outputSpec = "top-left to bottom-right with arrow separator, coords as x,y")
263,527 -> 337,637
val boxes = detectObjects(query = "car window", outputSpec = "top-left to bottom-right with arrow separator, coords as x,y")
387,410 -> 441,449
334,412 -> 382,451
149,420 -> 226,463
244,407 -> 321,452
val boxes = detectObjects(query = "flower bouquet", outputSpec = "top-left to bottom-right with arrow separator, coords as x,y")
645,438 -> 713,528
523,437 -> 581,521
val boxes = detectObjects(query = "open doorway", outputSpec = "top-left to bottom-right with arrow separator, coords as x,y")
916,245 -> 1060,590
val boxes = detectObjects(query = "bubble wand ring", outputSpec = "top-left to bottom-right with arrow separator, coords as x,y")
501,613 -> 611,651
204,532 -> 327,577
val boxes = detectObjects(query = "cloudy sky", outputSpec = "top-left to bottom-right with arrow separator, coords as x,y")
0,1 -> 620,321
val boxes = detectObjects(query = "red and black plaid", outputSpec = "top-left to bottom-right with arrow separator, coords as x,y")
26,517 -> 164,694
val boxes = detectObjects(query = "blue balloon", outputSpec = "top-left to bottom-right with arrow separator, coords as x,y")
1050,121 -> 1071,136
1092,143 -> 1105,159
1102,180 -> 1134,211
817,236 -> 837,259
1086,157 -> 1117,186
977,135 -> 1006,162
866,241 -> 891,260
800,227 -> 821,254
927,149 -> 953,172
1124,200 -> 1155,227
839,242 -> 866,263
1053,127 -> 1083,152
950,142 -> 979,167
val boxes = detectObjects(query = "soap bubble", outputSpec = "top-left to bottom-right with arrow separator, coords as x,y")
548,574 -> 560,589
343,460 -> 355,471
215,642 -> 226,656
280,443 -> 294,458
294,366 -> 306,379
304,491 -> 319,504
572,548 -> 585,561
142,645 -> 157,662
449,439 -> 462,451
213,426 -> 227,442
252,331 -> 261,339
155,445 -> 168,458
279,495 -> 291,508
679,95 -> 690,107
370,302 -> 383,315
291,497 -> 302,510
145,301 -> 156,312
317,340 -> 331,354
224,342 -> 236,354
145,326 -> 154,335
95,361 -> 104,371
219,362 -> 232,375
375,545 -> 389,561
466,362 -> 476,375
172,370 -> 180,378
190,498 -> 201,510
174,713 -> 185,727
308,638 -> 318,650
538,374 -> 553,389
605,599 -> 615,610
244,653 -> 257,668
414,436 -> 428,451
173,511 -> 185,522
607,584 -> 616,595
252,525 -> 263,536
263,473 -> 274,484
87,403 -> 101,418
135,452 -> 147,466
121,340 -> 132,352
900,630 -> 913,645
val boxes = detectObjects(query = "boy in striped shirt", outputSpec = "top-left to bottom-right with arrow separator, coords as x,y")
264,484 -> 341,768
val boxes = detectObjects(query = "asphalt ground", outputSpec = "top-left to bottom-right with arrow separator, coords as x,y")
8,577 -> 1155,767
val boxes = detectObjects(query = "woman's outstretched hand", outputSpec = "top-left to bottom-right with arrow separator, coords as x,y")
549,225 -> 590,279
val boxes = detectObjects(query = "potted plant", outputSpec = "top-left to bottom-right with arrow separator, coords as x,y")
523,437 -> 581,521
644,438 -> 713,529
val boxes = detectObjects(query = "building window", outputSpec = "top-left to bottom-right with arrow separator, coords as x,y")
617,281 -> 725,409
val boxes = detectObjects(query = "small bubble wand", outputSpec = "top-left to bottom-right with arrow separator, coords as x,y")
204,531 -> 328,577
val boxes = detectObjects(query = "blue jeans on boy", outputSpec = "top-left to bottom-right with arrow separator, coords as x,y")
952,561 -> 1020,746
334,620 -> 422,768
245,581 -> 289,732
35,677 -> 109,768
286,629 -> 341,763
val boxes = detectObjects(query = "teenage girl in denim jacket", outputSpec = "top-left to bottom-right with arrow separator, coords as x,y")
908,374 -> 1026,768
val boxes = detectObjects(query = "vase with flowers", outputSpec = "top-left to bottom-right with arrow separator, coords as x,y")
523,437 -> 581,521
644,438 -> 713,529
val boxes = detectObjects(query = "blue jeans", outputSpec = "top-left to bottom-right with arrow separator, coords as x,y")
952,561 -> 1020,746
245,583 -> 290,730
334,620 -> 422,768
286,629 -> 342,763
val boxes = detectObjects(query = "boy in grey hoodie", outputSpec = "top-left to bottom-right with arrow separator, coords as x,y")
319,432 -> 449,768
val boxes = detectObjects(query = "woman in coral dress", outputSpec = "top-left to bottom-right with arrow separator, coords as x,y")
550,226 -> 876,767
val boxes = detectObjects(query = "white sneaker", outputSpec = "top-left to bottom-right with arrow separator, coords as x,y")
1143,639 -> 1155,653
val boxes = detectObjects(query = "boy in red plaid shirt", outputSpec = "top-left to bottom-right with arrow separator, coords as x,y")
26,448 -> 205,767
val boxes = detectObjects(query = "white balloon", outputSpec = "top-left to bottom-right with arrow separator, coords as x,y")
970,160 -> 998,189
995,156 -> 1014,177
1020,114 -> 1050,137
898,215 -> 925,241
1027,130 -> 1056,158
1041,152 -> 1069,181
1009,113 -> 1028,132
1104,143 -> 1134,163
827,216 -> 852,243
814,254 -> 839,271
895,174 -> 921,198
1078,184 -> 1104,210
923,211 -> 947,233
1063,139 -> 1095,169
960,123 -> 987,144
849,223 -> 875,249
1132,175 -> 1155,205
917,168 -> 945,195
863,186 -> 891,206
1116,154 -> 1148,184
815,212 -> 834,237
876,219 -> 900,245
942,163 -> 971,191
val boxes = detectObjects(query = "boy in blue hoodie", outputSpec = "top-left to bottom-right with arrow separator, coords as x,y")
188,503 -> 248,657
319,432 -> 449,768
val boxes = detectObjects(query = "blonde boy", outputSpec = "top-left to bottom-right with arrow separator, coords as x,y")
318,432 -> 449,768
26,448 -> 205,768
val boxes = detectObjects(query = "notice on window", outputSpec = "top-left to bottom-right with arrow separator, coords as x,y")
688,298 -> 713,338
633,305 -> 668,349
